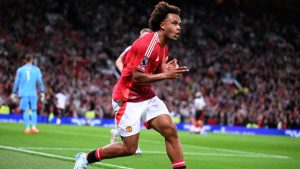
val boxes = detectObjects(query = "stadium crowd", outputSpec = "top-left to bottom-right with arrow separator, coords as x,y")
0,0 -> 299,129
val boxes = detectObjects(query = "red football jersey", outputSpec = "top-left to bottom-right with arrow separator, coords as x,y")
113,32 -> 168,102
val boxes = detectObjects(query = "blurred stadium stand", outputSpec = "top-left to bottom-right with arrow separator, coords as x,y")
0,0 -> 299,129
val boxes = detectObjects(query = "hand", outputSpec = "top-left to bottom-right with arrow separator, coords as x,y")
10,93 -> 17,102
40,93 -> 45,102
167,59 -> 179,70
161,56 -> 179,73
163,66 -> 189,79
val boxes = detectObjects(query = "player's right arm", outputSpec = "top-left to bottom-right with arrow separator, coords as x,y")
131,39 -> 188,85
12,69 -> 20,94
11,69 -> 20,101
132,66 -> 188,85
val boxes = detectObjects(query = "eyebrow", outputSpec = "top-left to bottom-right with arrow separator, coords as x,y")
170,19 -> 181,24
164,14 -> 181,24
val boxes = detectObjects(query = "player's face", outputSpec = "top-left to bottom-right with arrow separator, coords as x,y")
161,13 -> 181,40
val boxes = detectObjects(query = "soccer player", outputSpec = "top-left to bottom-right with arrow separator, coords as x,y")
110,28 -> 152,155
190,91 -> 206,135
74,2 -> 188,169
11,55 -> 45,134
55,88 -> 68,125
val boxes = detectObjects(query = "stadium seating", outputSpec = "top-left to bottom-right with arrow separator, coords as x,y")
0,0 -> 299,129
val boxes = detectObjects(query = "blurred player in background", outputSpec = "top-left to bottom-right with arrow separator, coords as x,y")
11,55 -> 45,134
74,2 -> 188,169
55,88 -> 68,125
110,27 -> 152,155
190,91 -> 206,135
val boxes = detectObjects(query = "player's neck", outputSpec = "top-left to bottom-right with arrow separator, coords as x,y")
157,31 -> 169,47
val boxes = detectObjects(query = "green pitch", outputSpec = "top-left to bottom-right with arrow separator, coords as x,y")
0,122 -> 299,169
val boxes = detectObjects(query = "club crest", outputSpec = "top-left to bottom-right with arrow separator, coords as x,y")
139,56 -> 148,70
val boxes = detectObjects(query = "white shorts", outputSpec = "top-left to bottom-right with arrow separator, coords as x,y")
112,96 -> 170,137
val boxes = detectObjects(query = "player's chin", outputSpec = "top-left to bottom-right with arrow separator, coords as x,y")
172,35 -> 180,40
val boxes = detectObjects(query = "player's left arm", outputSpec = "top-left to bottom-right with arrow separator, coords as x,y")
116,46 -> 131,72
37,68 -> 45,101
115,56 -> 124,72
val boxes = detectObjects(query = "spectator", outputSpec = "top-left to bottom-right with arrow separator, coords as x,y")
0,0 -> 299,129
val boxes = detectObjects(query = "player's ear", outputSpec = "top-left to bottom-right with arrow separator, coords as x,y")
160,21 -> 165,31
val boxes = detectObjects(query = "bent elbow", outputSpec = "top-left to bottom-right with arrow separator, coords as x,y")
132,69 -> 147,85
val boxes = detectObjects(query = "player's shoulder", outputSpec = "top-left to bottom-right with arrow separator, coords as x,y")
18,64 -> 27,71
17,66 -> 23,71
138,32 -> 154,41
32,65 -> 41,71
133,32 -> 155,46
132,32 -> 158,52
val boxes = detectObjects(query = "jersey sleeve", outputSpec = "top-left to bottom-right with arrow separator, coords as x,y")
132,41 -> 149,73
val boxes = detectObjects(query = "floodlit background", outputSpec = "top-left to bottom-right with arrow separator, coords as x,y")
0,0 -> 300,168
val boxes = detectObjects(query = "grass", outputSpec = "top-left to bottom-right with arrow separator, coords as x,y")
0,122 -> 299,169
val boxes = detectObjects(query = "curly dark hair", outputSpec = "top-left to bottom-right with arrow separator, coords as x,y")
148,1 -> 180,32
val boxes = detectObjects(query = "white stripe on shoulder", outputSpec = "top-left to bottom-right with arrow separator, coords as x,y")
144,33 -> 156,57
146,34 -> 159,58
144,32 -> 159,57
